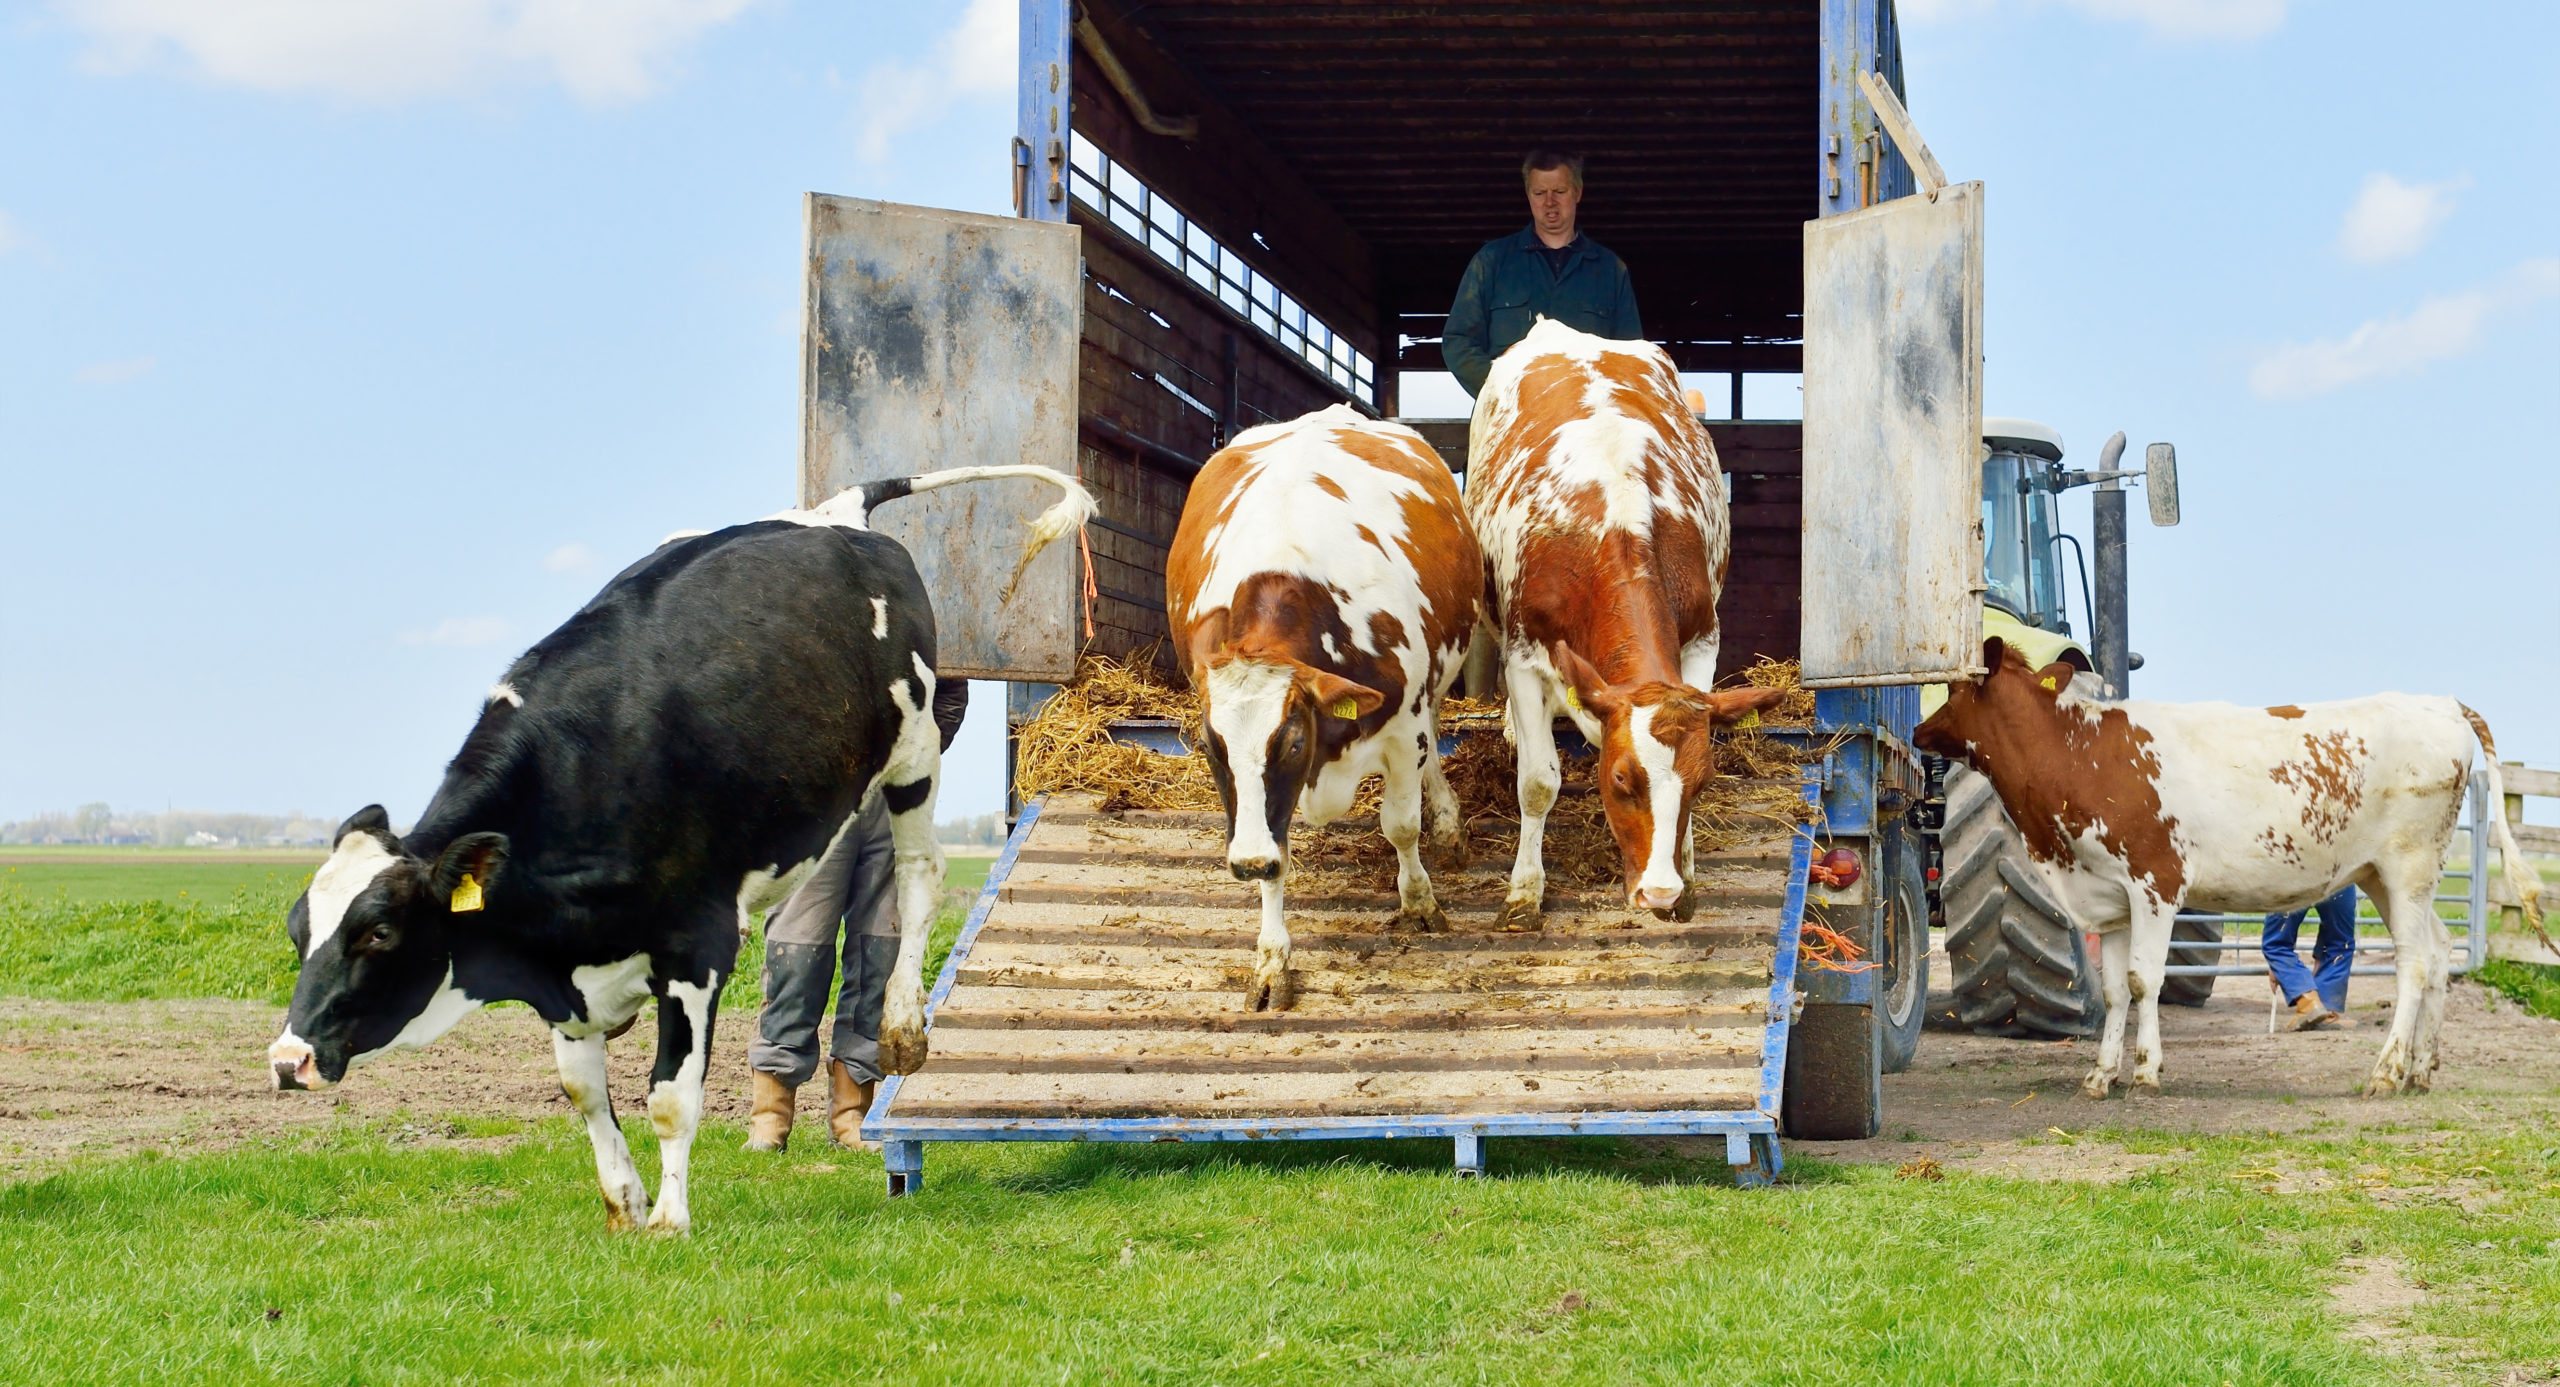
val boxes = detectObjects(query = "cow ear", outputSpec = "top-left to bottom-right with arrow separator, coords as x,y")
1703,686 -> 1788,726
1298,667 -> 1386,721
430,833 -> 509,913
1979,638 -> 2008,678
335,804 -> 391,846
2032,663 -> 2077,697
1184,611 -> 1231,680
1552,643 -> 1624,716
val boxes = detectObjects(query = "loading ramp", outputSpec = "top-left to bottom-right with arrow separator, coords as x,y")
867,787 -> 1815,1190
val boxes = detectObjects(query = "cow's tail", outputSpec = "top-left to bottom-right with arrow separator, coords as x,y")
2461,703 -> 2550,950
851,466 -> 1098,606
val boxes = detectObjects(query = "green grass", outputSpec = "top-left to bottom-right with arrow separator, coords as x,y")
0,855 -> 999,1011
3,1118 -> 2557,1383
0,852 -> 324,906
2477,958 -> 2560,1021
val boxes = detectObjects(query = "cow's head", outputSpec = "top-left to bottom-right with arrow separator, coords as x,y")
1555,645 -> 1788,912
1912,638 -> 2080,770
1195,642 -> 1385,881
268,805 -> 508,1090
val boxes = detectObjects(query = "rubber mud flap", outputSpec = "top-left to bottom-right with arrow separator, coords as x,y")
1783,1002 -> 1882,1140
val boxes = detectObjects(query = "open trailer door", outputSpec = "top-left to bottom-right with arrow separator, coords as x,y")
801,194 -> 1083,681
1797,181 -> 1985,688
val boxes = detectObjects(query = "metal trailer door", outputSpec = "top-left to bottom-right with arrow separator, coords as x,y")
1797,181 -> 1985,688
801,193 -> 1083,681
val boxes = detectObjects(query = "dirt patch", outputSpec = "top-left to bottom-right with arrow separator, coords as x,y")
0,963 -> 2555,1182
0,998 -> 758,1177
1794,968 -> 2560,1172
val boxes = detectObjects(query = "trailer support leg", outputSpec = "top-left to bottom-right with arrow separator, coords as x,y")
884,1140 -> 924,1198
1729,1132 -> 1783,1189
1452,1132 -> 1485,1178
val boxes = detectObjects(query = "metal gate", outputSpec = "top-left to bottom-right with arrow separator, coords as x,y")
800,193 -> 1084,681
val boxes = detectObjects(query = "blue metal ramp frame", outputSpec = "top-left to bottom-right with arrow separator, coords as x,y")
867,782 -> 1817,1194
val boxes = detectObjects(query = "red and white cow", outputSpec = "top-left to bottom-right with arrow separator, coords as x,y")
1466,319 -> 1783,926
1915,638 -> 2547,1097
1167,404 -> 1483,1010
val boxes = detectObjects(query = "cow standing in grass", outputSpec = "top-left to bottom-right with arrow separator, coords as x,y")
1465,318 -> 1785,926
1167,405 -> 1483,1011
267,466 -> 1094,1233
1914,638 -> 2547,1097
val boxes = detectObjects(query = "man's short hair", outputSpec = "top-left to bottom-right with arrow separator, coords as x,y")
1520,149 -> 1585,191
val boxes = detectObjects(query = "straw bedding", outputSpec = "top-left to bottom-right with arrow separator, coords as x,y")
1014,653 -> 1826,891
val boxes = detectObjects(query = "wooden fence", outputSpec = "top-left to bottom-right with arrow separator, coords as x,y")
2490,762 -> 2559,965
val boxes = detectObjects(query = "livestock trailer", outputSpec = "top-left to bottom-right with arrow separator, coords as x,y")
804,0 -> 1986,1165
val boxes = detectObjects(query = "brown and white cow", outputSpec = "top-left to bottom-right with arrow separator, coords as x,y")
1166,404 -> 1484,1009
1466,319 -> 1784,926
1915,638 -> 2547,1097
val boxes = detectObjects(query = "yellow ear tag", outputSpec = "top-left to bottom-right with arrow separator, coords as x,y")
450,874 -> 484,913
1563,687 -> 1582,711
1736,709 -> 1761,729
2039,676 -> 2059,692
1330,696 -> 1360,720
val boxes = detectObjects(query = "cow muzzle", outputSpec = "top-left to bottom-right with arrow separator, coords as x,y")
268,1035 -> 325,1091
1632,885 -> 1683,912
1228,854 -> 1283,882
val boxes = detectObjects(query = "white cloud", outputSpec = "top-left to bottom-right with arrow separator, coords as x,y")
851,0 -> 1013,162
73,355 -> 155,384
2249,259 -> 2560,401
399,616 -> 511,647
2336,172 -> 2467,265
1899,0 -> 2290,40
53,0 -> 756,105
543,541 -> 596,573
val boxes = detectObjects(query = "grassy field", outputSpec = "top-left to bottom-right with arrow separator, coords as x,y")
5,852 -> 2559,1382
0,852 -> 999,1012
1,1113 -> 2557,1383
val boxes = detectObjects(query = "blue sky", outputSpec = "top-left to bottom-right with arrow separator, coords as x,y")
3,0 -> 2553,829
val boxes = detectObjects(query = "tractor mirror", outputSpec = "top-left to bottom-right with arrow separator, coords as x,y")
2144,442 -> 2180,526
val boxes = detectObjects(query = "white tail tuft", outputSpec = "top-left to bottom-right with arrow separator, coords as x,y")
2462,704 -> 2549,951
899,465 -> 1098,607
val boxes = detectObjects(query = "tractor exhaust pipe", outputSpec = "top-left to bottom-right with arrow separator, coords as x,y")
2091,431 -> 2130,698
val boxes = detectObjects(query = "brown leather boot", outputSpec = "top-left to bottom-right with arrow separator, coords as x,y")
744,1071 -> 795,1152
828,1058 -> 879,1151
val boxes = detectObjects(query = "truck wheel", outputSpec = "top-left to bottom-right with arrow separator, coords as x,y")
2160,916 -> 2223,1007
1938,766 -> 2102,1038
1880,822 -> 1927,1074
1783,1002 -> 1881,1140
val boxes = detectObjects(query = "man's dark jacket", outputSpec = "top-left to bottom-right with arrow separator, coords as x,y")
1441,227 -> 1643,396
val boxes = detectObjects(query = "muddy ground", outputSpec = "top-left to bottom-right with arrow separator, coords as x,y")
0,964 -> 2552,1179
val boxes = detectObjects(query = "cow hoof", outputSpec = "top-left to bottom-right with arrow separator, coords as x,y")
2080,1072 -> 2113,1100
601,1191 -> 649,1233
1393,903 -> 1448,934
643,1204 -> 691,1236
2131,1073 -> 2161,1094
878,1025 -> 930,1076
1247,967 -> 1294,1012
1495,898 -> 1543,933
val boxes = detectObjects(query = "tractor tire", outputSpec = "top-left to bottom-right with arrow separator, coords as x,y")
1938,765 -> 2103,1038
2161,916 -> 2223,1007
1879,821 -> 1928,1075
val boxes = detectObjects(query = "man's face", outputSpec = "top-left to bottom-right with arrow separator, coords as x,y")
1526,167 -> 1580,241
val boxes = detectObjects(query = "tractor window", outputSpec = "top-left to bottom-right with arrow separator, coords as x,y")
1980,451 -> 2033,622
2025,488 -> 2066,630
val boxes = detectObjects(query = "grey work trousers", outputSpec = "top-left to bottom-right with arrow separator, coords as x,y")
747,796 -> 900,1087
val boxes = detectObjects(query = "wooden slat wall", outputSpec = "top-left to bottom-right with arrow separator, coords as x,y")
1709,422 -> 1803,682
1074,216 -> 1347,669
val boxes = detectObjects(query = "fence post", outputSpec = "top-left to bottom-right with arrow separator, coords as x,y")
2469,773 -> 2490,973
2499,760 -> 2527,944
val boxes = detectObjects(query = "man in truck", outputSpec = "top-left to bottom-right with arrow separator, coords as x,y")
1440,149 -> 1646,397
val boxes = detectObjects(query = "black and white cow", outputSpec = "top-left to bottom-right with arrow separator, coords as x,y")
268,465 -> 1093,1234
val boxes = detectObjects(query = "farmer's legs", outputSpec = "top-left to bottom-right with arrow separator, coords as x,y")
2261,908 -> 2317,1006
749,810 -> 876,1086
2308,886 -> 2358,1014
828,800 -> 902,1084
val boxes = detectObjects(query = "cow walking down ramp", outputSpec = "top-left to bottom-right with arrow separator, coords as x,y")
1167,404 -> 1483,1010
1466,319 -> 1785,925
864,788 -> 1813,1191
267,465 -> 1095,1234
1914,639 -> 2547,1098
